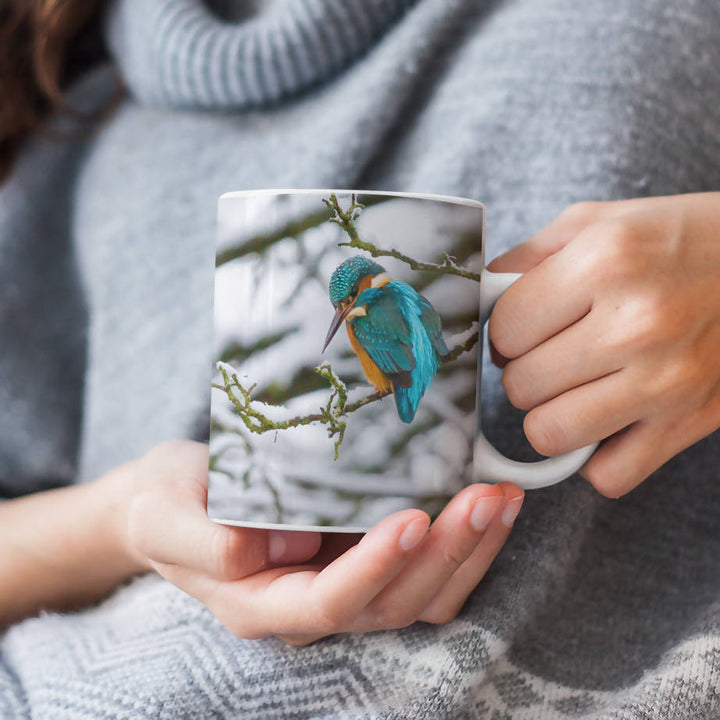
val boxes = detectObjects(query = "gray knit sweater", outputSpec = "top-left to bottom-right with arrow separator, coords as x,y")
1,0 -> 719,718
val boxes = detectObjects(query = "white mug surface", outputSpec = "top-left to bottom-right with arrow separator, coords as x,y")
208,189 -> 594,532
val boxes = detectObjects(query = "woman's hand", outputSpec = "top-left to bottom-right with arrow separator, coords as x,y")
120,441 -> 523,646
488,192 -> 720,498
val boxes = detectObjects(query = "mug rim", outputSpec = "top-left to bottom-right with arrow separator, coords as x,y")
219,188 -> 486,211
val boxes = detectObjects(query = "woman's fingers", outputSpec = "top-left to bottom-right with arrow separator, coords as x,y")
522,368 -> 645,457
487,202 -> 608,274
174,509 -> 430,639
418,483 -> 523,624
580,421 -> 666,498
488,238 -> 595,361
306,509 -> 431,628
137,443 -> 523,644
486,204 -> 600,368
346,484 -> 505,632
487,198 -> 653,275
581,405 -> 716,498
153,488 -> 522,644
487,199 -> 657,366
500,308 -> 622,410
274,486 -> 516,645
136,505 -> 320,580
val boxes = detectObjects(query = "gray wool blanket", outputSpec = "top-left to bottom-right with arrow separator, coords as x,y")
1,0 -> 720,717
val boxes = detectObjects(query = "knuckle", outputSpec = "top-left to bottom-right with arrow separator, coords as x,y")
576,220 -> 643,282
422,604 -> 462,626
651,355 -> 704,404
440,545 -> 469,573
487,314 -> 515,360
597,221 -> 645,276
224,616 -> 268,640
654,363 -> 686,401
582,458 -> 634,499
501,364 -> 533,411
310,599 -> 346,635
637,291 -> 675,342
606,294 -> 668,356
524,409 -> 567,457
560,201 -> 604,226
372,602 -> 417,631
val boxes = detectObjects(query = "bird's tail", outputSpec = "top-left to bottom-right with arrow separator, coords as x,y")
392,385 -> 417,424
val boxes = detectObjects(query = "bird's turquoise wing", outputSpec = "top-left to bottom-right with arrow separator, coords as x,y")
352,289 -> 415,385
418,296 -> 449,357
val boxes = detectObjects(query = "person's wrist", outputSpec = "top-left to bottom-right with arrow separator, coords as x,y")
93,459 -> 152,576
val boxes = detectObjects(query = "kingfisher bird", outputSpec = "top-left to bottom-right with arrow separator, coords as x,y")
323,255 -> 449,423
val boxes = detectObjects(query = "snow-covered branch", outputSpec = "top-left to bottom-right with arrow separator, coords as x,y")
213,362 -> 351,460
213,324 -> 479,460
323,193 -> 483,283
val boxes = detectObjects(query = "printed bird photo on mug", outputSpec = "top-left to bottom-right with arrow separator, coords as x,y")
208,190 -> 485,531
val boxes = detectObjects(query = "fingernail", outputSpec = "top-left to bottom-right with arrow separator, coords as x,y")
268,533 -> 287,563
398,518 -> 428,551
501,496 -> 524,528
470,495 -> 503,532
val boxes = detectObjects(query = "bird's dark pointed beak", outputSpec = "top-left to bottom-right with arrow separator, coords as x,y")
323,304 -> 353,353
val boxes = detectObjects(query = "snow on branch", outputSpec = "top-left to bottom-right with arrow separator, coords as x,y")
213,362 -> 351,460
323,193 -> 483,283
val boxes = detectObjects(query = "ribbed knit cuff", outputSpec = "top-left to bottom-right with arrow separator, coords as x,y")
106,0 -> 416,108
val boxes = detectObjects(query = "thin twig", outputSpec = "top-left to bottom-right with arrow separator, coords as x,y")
322,193 -> 483,283
213,328 -> 478,457
214,363 -> 350,460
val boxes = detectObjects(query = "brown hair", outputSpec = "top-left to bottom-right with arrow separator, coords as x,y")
0,0 -> 111,183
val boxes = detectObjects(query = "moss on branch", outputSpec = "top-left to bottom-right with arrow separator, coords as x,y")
213,326 -> 478,459
322,193 -> 483,283
213,362 -> 350,460
216,194 -> 388,267
216,208 -> 332,267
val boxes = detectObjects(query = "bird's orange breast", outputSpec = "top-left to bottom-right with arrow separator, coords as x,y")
346,323 -> 393,392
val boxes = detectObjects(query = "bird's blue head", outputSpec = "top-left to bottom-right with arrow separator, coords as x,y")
323,255 -> 387,352
328,256 -> 386,308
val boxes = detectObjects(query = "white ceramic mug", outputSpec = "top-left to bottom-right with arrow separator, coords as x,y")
208,189 -> 596,531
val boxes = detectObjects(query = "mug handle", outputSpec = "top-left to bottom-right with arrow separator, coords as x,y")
474,269 -> 598,489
